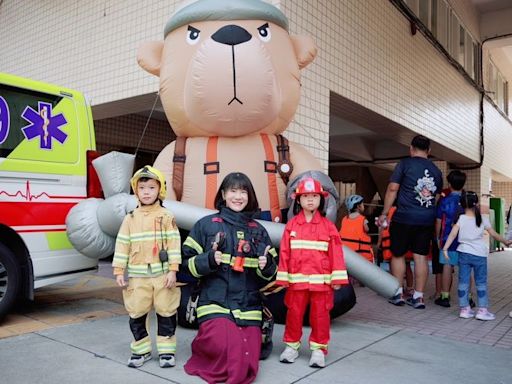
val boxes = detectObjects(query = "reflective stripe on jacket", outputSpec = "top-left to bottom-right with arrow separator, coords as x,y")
113,202 -> 181,276
181,207 -> 278,327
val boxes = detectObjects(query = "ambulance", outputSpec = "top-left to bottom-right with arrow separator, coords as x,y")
0,73 -> 103,319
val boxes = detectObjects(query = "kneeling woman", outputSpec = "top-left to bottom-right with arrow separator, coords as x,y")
183,172 -> 278,384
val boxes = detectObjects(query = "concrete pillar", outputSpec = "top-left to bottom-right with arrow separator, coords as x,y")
462,166 -> 492,212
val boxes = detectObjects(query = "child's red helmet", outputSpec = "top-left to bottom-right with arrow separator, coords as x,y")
292,177 -> 329,198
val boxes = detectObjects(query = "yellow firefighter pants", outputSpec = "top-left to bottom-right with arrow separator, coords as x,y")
123,275 -> 181,355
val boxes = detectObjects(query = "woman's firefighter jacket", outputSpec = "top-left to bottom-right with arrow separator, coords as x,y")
339,214 -> 374,263
276,210 -> 348,290
182,206 -> 278,327
113,202 -> 182,276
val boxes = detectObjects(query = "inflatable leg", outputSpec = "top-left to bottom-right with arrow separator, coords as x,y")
343,245 -> 400,299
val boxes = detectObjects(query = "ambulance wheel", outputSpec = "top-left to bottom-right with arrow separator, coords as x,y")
0,243 -> 21,321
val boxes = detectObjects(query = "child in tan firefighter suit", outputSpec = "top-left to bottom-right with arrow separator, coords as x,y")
276,177 -> 349,368
113,165 -> 181,369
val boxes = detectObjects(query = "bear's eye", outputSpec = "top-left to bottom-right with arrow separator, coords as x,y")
257,23 -> 271,42
187,25 -> 201,45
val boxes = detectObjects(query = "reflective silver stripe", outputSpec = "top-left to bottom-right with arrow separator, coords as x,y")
184,236 -> 203,254
290,239 -> 329,251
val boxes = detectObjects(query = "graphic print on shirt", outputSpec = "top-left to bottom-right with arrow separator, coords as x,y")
414,169 -> 437,208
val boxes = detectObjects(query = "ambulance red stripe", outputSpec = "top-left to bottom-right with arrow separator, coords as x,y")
0,202 -> 78,227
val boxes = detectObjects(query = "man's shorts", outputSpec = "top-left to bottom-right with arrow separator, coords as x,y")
439,250 -> 459,266
390,222 -> 433,257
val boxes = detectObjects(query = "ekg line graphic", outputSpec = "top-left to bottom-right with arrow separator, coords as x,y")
0,180 -> 77,201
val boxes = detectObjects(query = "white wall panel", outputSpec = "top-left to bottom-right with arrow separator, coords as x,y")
1,0 -> 511,177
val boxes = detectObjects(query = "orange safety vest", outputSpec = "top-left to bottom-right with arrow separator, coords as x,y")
339,214 -> 374,263
380,207 -> 413,261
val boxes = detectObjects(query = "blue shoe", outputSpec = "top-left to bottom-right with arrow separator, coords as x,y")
388,293 -> 405,306
406,296 -> 425,309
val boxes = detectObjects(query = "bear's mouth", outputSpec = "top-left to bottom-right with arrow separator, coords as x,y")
227,45 -> 243,106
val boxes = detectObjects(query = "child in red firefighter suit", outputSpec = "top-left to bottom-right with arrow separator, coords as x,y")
113,166 -> 181,369
276,177 -> 349,368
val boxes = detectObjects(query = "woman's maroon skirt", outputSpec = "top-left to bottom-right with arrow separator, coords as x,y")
184,317 -> 262,384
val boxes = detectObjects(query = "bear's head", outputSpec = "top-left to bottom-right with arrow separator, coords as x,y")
137,0 -> 317,138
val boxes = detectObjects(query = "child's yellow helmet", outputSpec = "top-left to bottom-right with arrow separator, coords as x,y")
130,165 -> 167,200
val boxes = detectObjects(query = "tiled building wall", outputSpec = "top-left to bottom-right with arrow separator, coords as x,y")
94,114 -> 173,154
283,0 -> 481,166
493,182 -> 512,209
1,0 -> 511,180
483,100 -> 512,179
464,166 -> 494,209
433,161 -> 449,188
283,0 -> 512,186
0,0 -> 178,104
447,0 -> 480,39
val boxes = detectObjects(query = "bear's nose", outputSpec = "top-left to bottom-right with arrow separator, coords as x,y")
212,25 -> 252,46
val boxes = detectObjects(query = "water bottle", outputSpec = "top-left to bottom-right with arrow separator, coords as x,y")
375,216 -> 388,228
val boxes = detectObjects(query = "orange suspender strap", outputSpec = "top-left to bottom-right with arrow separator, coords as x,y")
204,136 -> 219,209
260,133 -> 282,223
276,134 -> 293,185
172,136 -> 187,201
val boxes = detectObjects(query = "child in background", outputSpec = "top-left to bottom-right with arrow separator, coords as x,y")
377,205 -> 414,298
277,177 -> 348,368
435,170 -> 466,307
340,194 -> 374,263
113,166 -> 181,368
443,191 -> 511,321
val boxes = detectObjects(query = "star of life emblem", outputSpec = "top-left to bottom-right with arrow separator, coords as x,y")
21,101 -> 68,150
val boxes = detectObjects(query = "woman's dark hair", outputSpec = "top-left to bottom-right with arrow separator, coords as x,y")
214,172 -> 259,212
460,190 -> 481,227
293,194 -> 326,216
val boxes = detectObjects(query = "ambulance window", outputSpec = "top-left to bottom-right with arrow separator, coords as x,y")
0,84 -> 62,158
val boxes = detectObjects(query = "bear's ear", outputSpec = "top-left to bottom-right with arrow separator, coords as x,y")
290,35 -> 317,70
137,41 -> 164,76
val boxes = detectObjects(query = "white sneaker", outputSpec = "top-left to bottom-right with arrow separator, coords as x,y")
459,306 -> 475,319
127,352 -> 151,368
309,350 -> 325,368
475,308 -> 496,321
159,354 -> 175,368
509,310 -> 512,318
279,346 -> 299,363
